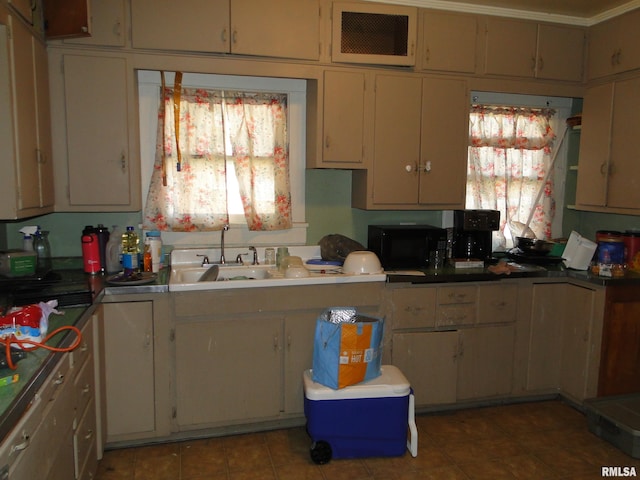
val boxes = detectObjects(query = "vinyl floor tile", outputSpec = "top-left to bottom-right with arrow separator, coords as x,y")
95,400 -> 638,480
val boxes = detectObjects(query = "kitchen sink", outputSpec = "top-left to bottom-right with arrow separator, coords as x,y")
172,265 -> 273,284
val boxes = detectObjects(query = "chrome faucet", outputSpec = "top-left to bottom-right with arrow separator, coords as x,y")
249,246 -> 259,265
219,223 -> 229,264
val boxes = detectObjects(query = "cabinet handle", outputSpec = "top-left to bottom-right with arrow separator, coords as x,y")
53,373 -> 65,385
84,429 -> 94,441
405,162 -> 419,174
11,433 -> 30,453
80,342 -> 89,353
325,136 -> 330,149
221,28 -> 227,43
425,46 -> 430,63
82,384 -> 91,395
114,20 -> 122,37
421,161 -> 432,173
538,57 -> 544,72
616,49 -> 622,65
273,335 -> 279,351
531,56 -> 536,71
120,152 -> 127,172
600,162 -> 608,176
144,333 -> 151,348
81,25 -> 88,33
232,30 -> 238,45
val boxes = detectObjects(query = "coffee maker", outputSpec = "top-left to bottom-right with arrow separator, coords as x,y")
453,210 -> 500,261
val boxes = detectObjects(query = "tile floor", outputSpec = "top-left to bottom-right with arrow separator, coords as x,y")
95,399 -> 640,480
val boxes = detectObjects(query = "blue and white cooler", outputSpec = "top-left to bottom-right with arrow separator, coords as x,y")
303,364 -> 418,464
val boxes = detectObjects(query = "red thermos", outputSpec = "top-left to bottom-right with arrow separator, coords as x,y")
82,226 -> 101,274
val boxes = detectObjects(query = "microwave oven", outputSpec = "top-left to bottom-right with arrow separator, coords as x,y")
368,224 -> 447,269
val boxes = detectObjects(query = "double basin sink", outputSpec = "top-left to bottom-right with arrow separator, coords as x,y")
168,247 -> 387,291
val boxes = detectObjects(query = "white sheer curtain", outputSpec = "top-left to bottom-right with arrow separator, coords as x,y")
143,75 -> 292,232
466,105 -> 557,248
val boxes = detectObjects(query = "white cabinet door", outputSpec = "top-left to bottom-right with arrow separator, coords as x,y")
103,302 -> 155,439
283,313 -> 318,415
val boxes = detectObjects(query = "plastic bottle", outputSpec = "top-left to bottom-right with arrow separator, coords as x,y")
144,231 -> 163,272
81,226 -> 101,275
19,226 -> 38,251
33,228 -> 52,271
105,226 -> 123,273
121,226 -> 140,276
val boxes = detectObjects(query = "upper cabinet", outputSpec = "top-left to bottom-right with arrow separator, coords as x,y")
587,8 -> 640,80
48,51 -> 141,211
42,0 -> 89,38
130,0 -> 320,61
483,17 -> 585,82
63,0 -> 125,47
419,10 -> 477,74
331,1 -> 417,66
576,76 -> 640,214
351,74 -> 468,210
0,8 -> 54,219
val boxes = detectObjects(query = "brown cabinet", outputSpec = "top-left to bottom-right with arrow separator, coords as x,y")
0,8 -> 54,219
420,9 -> 477,73
587,8 -> 640,80
352,74 -> 468,210
576,75 -> 640,214
484,17 -> 585,82
43,0 -> 89,38
131,0 -> 320,61
598,286 -> 640,396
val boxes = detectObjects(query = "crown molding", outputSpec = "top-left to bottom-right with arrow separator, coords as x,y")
362,0 -> 640,26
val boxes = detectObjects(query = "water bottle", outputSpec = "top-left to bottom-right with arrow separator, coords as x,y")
95,224 -> 110,274
33,229 -> 52,271
121,226 -> 140,276
81,226 -> 101,274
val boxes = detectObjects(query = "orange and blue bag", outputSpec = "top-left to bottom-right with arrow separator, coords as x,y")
312,308 -> 384,389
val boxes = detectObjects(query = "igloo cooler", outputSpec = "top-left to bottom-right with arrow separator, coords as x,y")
303,365 -> 418,464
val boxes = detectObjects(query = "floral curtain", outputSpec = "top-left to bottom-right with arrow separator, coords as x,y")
466,105 -> 557,248
143,83 -> 292,232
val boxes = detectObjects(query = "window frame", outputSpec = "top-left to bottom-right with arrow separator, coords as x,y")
137,70 -> 308,247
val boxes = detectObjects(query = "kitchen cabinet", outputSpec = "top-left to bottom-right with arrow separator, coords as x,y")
48,49 -> 141,211
0,8 -> 54,219
598,285 -> 640,397
102,301 -> 156,441
587,8 -> 640,80
99,295 -> 171,445
331,2 -> 417,67
523,282 -> 604,401
315,69 -> 368,168
130,0 -> 320,61
483,17 -> 585,82
43,0 -> 89,38
61,0 -> 126,46
352,74 -> 468,210
0,314 -> 100,480
171,283 -> 383,434
576,76 -> 640,214
420,10 -> 477,74
388,282 -> 518,407
175,316 -> 283,427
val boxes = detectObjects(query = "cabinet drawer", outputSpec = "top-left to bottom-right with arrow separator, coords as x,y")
392,287 -> 437,329
437,285 -> 477,305
71,319 -> 94,371
73,356 -> 94,416
74,398 -> 97,479
437,304 -> 476,327
477,284 -> 517,324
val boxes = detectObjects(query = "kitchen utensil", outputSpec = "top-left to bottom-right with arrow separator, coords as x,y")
342,251 -> 383,275
515,236 -> 555,255
285,265 -> 310,278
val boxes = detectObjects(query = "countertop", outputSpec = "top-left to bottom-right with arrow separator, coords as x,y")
0,256 -> 639,444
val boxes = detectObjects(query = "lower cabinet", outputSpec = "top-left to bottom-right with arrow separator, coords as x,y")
0,313 -> 100,480
100,294 -> 172,445
171,283 -> 383,432
522,281 -> 604,402
388,282 -> 517,408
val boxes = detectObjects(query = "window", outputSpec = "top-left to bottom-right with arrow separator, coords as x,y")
137,71 -> 307,246
465,92 -> 571,250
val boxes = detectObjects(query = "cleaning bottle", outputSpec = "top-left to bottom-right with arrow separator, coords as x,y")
19,226 -> 38,251
105,226 -> 123,273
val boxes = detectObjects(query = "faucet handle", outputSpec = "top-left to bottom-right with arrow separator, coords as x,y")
235,253 -> 248,264
249,246 -> 259,265
197,254 -> 210,266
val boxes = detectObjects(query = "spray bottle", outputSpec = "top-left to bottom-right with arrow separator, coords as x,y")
19,226 -> 38,252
